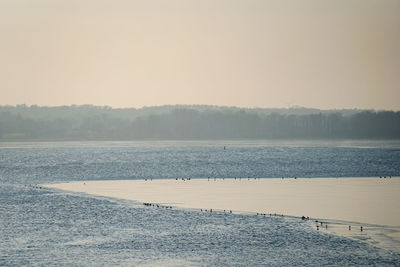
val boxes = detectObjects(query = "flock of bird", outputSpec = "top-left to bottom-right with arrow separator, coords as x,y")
141,177 -> 369,233
27,182 -> 367,233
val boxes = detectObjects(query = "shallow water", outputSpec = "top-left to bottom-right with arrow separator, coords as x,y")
1,141 -> 400,266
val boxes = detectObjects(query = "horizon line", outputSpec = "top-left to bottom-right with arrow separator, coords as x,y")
1,103 -> 398,112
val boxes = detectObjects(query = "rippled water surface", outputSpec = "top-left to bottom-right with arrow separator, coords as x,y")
1,141 -> 400,266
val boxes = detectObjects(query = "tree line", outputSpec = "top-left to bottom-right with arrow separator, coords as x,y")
0,105 -> 399,140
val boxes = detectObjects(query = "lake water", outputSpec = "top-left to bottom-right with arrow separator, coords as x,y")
1,140 -> 400,266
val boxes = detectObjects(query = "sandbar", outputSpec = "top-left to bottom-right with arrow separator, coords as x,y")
45,177 -> 400,251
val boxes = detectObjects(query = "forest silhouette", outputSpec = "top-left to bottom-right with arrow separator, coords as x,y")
1,105 -> 399,140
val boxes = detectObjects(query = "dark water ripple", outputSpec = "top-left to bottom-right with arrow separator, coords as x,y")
1,184 -> 399,266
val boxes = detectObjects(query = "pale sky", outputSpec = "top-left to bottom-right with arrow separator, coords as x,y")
0,0 -> 399,110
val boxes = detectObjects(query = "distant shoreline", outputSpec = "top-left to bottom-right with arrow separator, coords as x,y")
2,138 -> 400,144
2,105 -> 400,140
0,138 -> 400,143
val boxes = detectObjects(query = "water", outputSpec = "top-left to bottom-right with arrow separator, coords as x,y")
1,141 -> 400,266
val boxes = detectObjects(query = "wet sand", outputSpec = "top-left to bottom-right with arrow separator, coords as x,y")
45,177 -> 400,251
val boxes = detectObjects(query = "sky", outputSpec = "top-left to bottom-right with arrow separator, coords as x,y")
0,0 -> 399,110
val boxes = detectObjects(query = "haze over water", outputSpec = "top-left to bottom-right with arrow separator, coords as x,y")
1,0 -> 399,110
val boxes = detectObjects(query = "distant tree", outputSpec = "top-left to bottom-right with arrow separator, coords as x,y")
0,105 -> 399,140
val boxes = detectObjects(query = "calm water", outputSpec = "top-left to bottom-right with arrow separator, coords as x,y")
1,141 -> 400,266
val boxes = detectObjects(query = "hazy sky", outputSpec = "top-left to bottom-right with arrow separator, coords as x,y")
1,0 -> 399,110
